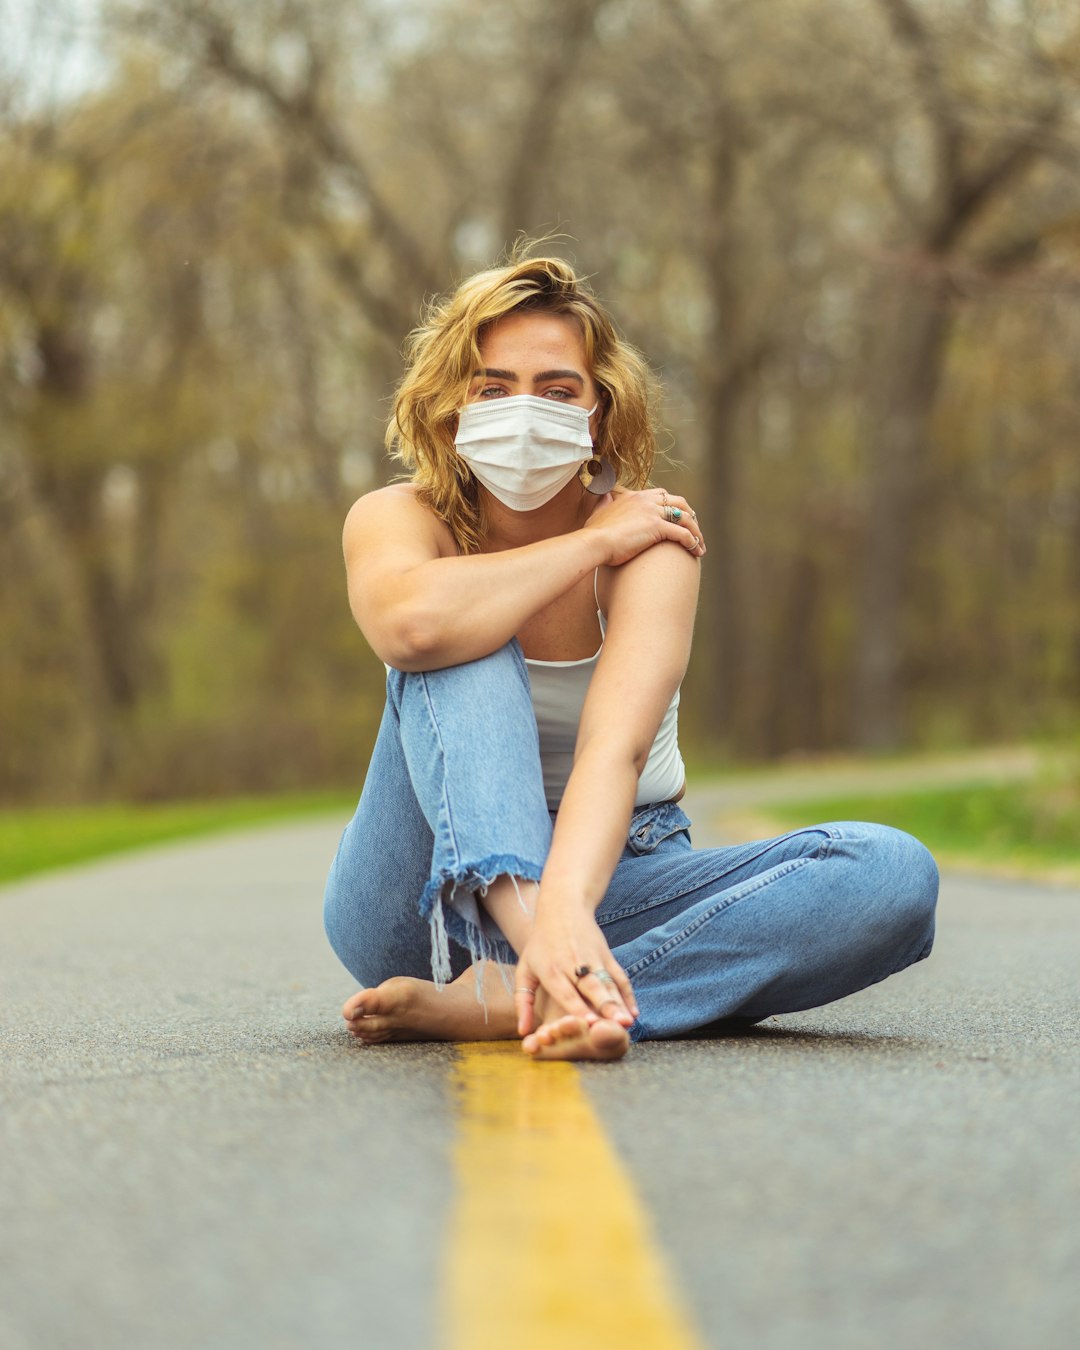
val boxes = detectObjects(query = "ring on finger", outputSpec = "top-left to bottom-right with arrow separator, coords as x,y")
593,969 -> 617,987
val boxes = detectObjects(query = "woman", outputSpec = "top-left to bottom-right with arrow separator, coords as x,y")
323,253 -> 938,1063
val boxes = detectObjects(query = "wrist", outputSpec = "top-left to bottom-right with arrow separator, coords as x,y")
577,522 -> 612,569
536,874 -> 601,917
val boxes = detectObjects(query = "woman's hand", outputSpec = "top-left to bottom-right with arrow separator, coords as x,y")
583,486 -> 705,567
513,905 -> 639,1036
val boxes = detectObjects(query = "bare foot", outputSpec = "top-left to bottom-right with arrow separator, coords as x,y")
521,1014 -> 630,1062
342,968 -> 517,1044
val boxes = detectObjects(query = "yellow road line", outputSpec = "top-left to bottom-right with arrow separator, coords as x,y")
443,1041 -> 703,1350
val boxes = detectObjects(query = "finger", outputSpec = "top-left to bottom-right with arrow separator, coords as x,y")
660,493 -> 700,527
515,987 -> 538,1036
549,970 -> 601,1024
579,971 -> 634,1026
657,508 -> 703,553
609,964 -> 640,1018
654,496 -> 695,526
658,519 -> 703,554
514,965 -> 540,1036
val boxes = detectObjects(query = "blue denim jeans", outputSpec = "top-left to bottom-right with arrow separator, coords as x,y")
323,642 -> 938,1041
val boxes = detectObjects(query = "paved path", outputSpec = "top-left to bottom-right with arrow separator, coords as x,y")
1,789 -> 1077,1349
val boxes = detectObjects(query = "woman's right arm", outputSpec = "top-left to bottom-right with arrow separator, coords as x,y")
344,484 -> 701,671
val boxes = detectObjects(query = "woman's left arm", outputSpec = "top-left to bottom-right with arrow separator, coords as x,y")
515,539 -> 701,1033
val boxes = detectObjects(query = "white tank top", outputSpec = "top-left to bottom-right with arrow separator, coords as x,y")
524,575 -> 685,812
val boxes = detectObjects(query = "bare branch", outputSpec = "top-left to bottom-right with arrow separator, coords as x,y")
932,99 -> 1065,249
498,0 -> 608,240
187,7 -> 440,300
875,0 -> 963,196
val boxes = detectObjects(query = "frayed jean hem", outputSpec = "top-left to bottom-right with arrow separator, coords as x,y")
419,852 -> 543,991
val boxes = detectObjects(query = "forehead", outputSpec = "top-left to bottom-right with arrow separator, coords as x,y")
478,311 -> 588,368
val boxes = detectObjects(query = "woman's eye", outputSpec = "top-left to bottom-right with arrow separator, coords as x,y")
541,388 -> 573,400
477,385 -> 507,398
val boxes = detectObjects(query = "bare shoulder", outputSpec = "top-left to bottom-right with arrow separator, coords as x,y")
343,483 -> 456,561
599,541 -> 700,614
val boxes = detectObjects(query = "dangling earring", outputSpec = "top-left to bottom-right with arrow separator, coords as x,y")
579,457 -> 617,495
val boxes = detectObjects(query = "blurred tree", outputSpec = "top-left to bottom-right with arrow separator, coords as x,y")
850,0 -> 1079,746
2,0 -> 1079,803
0,49 -> 385,798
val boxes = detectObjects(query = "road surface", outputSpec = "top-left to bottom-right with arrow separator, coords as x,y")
1,787 -> 1077,1349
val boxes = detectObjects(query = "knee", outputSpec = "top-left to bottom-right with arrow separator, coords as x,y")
323,877 -> 366,982
832,821 -> 939,940
323,864 -> 380,986
390,639 -> 525,692
323,899 -> 400,988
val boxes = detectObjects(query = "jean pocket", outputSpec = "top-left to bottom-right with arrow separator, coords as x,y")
626,800 -> 693,855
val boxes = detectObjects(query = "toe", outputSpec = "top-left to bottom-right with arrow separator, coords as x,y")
356,1015 -> 390,1036
343,990 -> 375,1021
553,1015 -> 589,1041
589,1019 -> 630,1055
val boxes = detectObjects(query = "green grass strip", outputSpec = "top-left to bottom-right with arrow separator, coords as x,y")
761,780 -> 1080,874
0,790 -> 356,886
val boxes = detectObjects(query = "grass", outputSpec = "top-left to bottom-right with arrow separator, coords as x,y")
757,778 -> 1080,879
0,790 -> 356,886
4,759 -> 1079,888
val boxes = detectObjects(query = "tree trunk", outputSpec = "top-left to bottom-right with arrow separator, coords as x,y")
693,366 -> 744,751
853,273 -> 952,749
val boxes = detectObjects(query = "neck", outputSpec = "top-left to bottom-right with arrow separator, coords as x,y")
483,482 -> 598,549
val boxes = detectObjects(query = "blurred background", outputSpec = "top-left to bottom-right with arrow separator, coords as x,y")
2,0 -> 1079,810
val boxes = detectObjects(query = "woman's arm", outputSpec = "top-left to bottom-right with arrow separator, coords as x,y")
345,484 -> 700,671
514,540 -> 701,1030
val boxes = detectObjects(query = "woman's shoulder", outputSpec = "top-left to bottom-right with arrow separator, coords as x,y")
343,483 -> 456,555
598,540 -> 699,613
344,483 -> 436,531
346,481 -> 422,513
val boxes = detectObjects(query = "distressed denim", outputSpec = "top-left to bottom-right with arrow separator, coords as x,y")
323,641 -> 939,1041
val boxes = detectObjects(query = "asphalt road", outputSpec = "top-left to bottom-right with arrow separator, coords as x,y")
1,790 -> 1077,1350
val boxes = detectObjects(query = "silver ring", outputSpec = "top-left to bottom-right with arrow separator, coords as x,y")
515,987 -> 535,996
593,969 -> 617,986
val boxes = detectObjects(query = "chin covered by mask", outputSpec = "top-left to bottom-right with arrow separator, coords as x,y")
453,394 -> 597,512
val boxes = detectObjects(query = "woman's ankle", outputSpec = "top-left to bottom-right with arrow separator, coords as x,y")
478,874 -> 538,953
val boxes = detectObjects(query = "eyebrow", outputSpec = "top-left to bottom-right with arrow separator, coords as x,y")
473,367 -> 585,384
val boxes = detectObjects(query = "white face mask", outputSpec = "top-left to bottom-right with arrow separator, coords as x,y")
454,394 -> 597,512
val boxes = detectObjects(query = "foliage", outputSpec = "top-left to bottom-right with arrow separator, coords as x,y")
762,774 -> 1080,875
2,0 -> 1080,803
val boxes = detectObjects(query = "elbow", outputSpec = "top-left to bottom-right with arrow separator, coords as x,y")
630,743 -> 652,777
576,733 -> 647,781
348,570 -> 451,670
374,606 -> 445,672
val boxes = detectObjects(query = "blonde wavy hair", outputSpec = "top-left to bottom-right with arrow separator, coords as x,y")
387,252 -> 662,554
